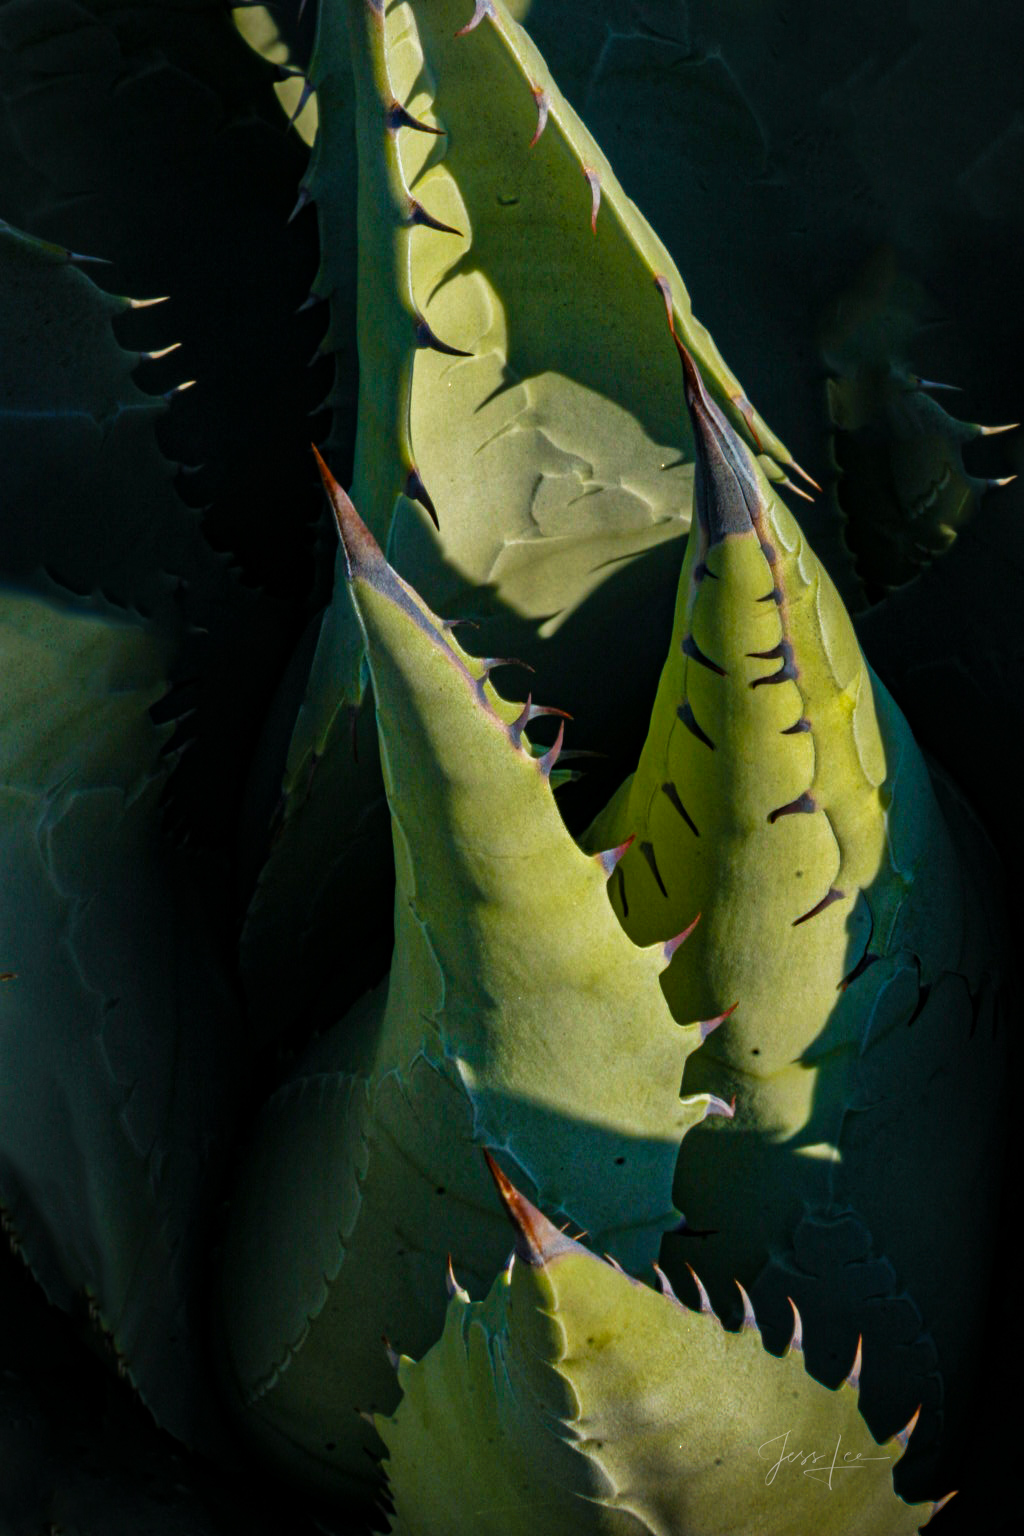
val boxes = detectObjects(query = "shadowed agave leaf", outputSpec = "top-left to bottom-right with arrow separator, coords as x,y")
378,1155 -> 942,1535
240,0 -> 807,1043
217,460 -> 731,1498
584,321 -> 1007,1491
821,253 -> 1019,602
0,584 -> 240,1449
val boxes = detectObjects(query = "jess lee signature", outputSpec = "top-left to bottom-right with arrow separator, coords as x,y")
758,1430 -> 892,1489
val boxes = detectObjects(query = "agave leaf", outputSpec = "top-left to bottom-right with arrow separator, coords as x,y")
378,1155 -> 937,1536
218,462 -> 726,1496
584,326 -> 1006,1487
821,253 -> 1018,600
0,585 -> 240,1447
241,0 -> 804,1042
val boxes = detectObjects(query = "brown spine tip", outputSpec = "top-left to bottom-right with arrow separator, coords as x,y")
786,1297 -> 804,1353
735,1280 -> 758,1332
685,1262 -> 716,1317
408,199 -> 463,236
844,1334 -> 863,1391
455,0 -> 495,36
894,1404 -> 921,1452
388,100 -> 445,135
529,88 -> 549,147
929,1491 -> 958,1521
537,719 -> 565,777
482,1151 -> 575,1267
312,444 -> 384,578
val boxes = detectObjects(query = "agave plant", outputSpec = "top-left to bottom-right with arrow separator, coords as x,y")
1,1 -> 1019,1534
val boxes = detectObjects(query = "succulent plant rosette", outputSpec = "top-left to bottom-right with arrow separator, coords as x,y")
1,2 -> 1019,1534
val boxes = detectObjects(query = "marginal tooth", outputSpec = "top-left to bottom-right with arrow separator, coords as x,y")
582,165 -> 601,233
414,313 -> 472,357
792,887 -> 845,927
987,474 -> 1018,488
529,88 -> 549,147
894,1404 -> 921,1452
928,1491 -> 958,1521
479,656 -> 535,676
127,295 -> 169,309
383,1334 -> 401,1372
295,291 -> 324,314
786,1297 -> 804,1354
685,1263 -> 716,1317
388,100 -> 444,135
593,834 -> 635,879
287,79 -> 316,128
287,186 -> 312,224
703,1094 -> 736,1121
137,342 -> 181,362
735,1280 -> 758,1332
537,720 -> 565,778
652,1262 -> 679,1302
978,421 -> 1019,436
404,467 -> 439,527
844,1334 -> 863,1391
603,1254 -> 626,1273
65,247 -> 111,266
163,379 -> 196,401
455,0 -> 496,36
699,1001 -> 738,1041
662,912 -> 701,964
788,459 -> 822,493
912,376 -> 961,393
444,1254 -> 469,1302
407,199 -> 462,236
767,791 -> 816,824
779,475 -> 815,503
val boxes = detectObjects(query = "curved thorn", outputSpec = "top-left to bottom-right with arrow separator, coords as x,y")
987,473 -> 1017,488
792,887 -> 844,926
652,1262 -> 679,1302
388,100 -> 444,135
408,199 -> 463,236
786,1297 -> 803,1354
894,1404 -> 921,1452
404,467 -> 439,527
662,912 -> 701,964
593,834 -> 635,879
603,1253 -> 626,1274
537,720 -> 565,778
788,459 -> 822,493
414,314 -> 472,357
295,291 -> 323,314
383,1334 -> 401,1372
735,1280 -> 758,1331
700,1001 -> 738,1041
582,165 -> 601,233
529,88 -> 549,147
287,186 -> 311,224
685,1263 -> 715,1317
288,78 -> 315,127
444,1254 -> 468,1301
66,248 -> 111,266
137,342 -> 182,363
455,0 -> 495,36
127,295 -> 169,309
978,421 -> 1019,436
703,1094 -> 736,1121
928,1491 -> 958,1521
845,1334 -> 863,1390
163,379 -> 196,401
480,656 -> 535,676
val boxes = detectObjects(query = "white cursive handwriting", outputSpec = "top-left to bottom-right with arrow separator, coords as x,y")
758,1430 -> 892,1490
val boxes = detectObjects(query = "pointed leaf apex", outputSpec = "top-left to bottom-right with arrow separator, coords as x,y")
483,1152 -> 575,1268
663,911 -> 702,964
313,445 -> 383,579
594,834 -> 635,878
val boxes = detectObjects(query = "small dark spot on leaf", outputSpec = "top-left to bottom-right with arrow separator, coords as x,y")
325,1441 -> 337,1452
497,194 -> 519,206
435,1186 -> 446,1196
614,1156 -> 626,1165
751,1048 -> 760,1055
